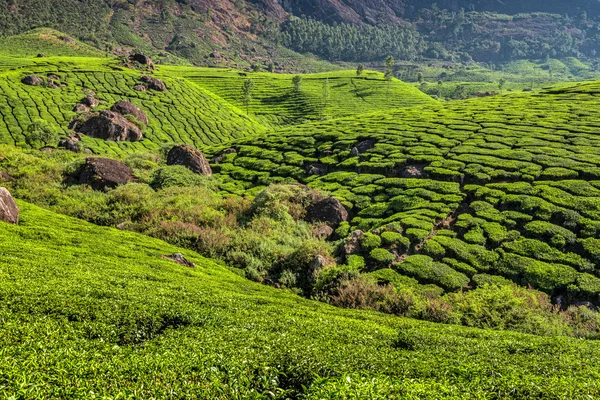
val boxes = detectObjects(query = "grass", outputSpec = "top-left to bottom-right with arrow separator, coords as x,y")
2,201 -> 600,398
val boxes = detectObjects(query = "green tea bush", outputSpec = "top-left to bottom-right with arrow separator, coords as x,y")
151,165 -> 217,189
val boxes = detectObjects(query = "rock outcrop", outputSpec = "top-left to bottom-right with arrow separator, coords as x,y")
163,253 -> 195,268
140,75 -> 167,91
78,158 -> 137,191
167,145 -> 212,176
305,197 -> 348,227
350,139 -> 375,156
111,100 -> 149,126
0,187 -> 19,224
130,53 -> 155,69
58,133 -> 83,152
344,230 -> 364,255
70,110 -> 143,142
21,75 -> 44,86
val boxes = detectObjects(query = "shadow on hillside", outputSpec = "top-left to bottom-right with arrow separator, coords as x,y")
260,90 -> 321,123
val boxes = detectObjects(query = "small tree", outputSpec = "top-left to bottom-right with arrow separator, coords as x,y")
437,80 -> 443,98
267,62 -> 275,73
321,78 -> 330,119
417,72 -> 424,84
292,75 -> 303,92
498,78 -> 506,93
242,79 -> 254,115
384,56 -> 394,93
356,64 -> 364,77
25,120 -> 58,149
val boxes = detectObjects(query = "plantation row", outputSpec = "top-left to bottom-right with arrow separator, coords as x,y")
163,67 -> 438,128
209,86 -> 600,303
0,58 -> 265,154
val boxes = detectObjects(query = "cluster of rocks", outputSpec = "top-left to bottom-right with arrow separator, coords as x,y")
21,74 -> 65,89
69,100 -> 148,143
139,75 -> 167,91
129,53 -> 155,70
163,253 -> 195,268
0,187 -> 18,225
72,94 -> 100,113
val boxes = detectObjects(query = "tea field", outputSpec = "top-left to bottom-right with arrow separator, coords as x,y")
208,83 -> 600,303
1,201 -> 600,398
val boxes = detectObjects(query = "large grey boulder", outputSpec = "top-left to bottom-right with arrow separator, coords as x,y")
0,187 -> 19,224
70,110 -> 143,142
78,158 -> 137,191
305,197 -> 349,227
167,145 -> 212,176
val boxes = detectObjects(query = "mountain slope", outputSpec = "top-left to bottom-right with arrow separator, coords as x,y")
2,201 -> 600,398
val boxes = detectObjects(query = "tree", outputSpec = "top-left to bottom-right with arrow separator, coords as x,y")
384,56 -> 394,92
292,75 -> 303,92
25,120 -> 58,149
437,80 -> 443,98
321,78 -> 330,119
242,79 -> 254,115
498,78 -> 506,93
454,85 -> 467,100
417,72 -> 424,84
267,62 -> 275,73
356,64 -> 364,77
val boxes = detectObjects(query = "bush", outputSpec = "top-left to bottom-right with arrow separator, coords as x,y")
151,166 -> 217,190
369,248 -> 395,265
361,232 -> 382,250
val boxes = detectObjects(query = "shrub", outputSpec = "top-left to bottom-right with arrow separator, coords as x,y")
24,119 -> 58,148
369,248 -> 395,265
361,232 -> 382,250
151,166 -> 217,190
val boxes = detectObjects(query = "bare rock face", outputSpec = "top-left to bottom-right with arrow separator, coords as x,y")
78,158 -> 137,191
312,224 -> 334,240
305,197 -> 348,227
133,84 -> 147,92
140,75 -> 167,91
0,187 -> 19,224
111,100 -> 149,126
167,144 -> 212,176
81,95 -> 100,108
130,53 -> 155,69
22,75 -> 44,86
71,110 -> 143,142
72,103 -> 90,112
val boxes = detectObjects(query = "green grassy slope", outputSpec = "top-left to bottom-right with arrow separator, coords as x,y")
0,57 -> 266,155
208,83 -> 600,302
164,67 -> 438,128
1,201 -> 600,398
0,28 -> 105,58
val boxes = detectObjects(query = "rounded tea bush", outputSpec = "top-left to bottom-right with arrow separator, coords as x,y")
369,248 -> 395,265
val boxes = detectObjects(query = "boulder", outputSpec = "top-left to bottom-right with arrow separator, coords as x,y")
402,164 -> 426,178
21,75 -> 44,86
78,157 -> 137,191
140,75 -> 167,91
305,197 -> 348,227
167,144 -> 212,176
133,84 -> 147,92
81,95 -> 100,108
0,187 -> 19,224
351,139 -> 375,155
305,163 -> 327,176
73,103 -> 90,113
344,230 -> 364,255
163,253 -> 195,268
59,35 -> 76,44
58,133 -> 82,152
210,51 -> 221,58
71,110 -> 143,142
130,53 -> 155,69
574,301 -> 597,311
111,100 -> 149,126
312,224 -> 334,240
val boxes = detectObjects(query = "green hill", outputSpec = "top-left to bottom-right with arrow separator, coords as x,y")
0,28 -> 105,58
1,201 -> 600,398
207,82 -> 600,303
0,57 -> 266,155
166,67 -> 439,128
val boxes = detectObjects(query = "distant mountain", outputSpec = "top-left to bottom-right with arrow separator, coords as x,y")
1,0 -> 599,67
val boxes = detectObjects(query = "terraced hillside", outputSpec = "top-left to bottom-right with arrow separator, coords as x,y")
0,57 -> 265,155
0,28 -> 105,58
209,84 -> 600,304
165,67 -> 438,128
2,201 -> 600,398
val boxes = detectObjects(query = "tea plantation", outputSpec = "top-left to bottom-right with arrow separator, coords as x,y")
209,84 -> 600,304
2,201 -> 600,398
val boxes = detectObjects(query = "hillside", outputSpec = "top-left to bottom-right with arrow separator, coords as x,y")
0,56 -> 266,154
206,81 -> 600,305
1,201 -> 600,397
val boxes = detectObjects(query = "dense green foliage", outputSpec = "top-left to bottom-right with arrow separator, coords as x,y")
3,202 -> 600,398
